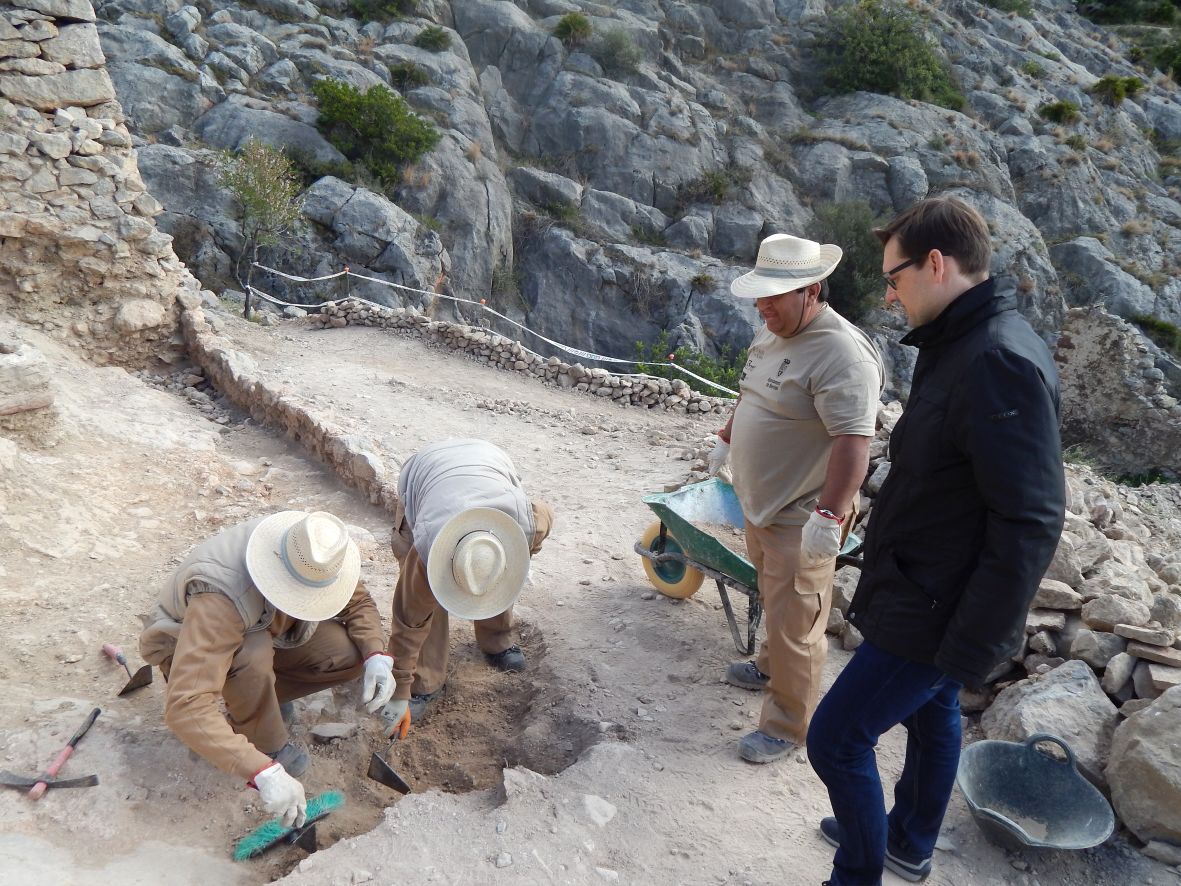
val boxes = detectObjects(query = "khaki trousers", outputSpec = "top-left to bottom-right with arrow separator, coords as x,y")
747,522 -> 836,746
387,500 -> 553,701
162,620 -> 364,755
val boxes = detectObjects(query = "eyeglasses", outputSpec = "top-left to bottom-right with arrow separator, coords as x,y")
882,257 -> 920,290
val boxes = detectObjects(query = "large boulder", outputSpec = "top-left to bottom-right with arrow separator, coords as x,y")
982,659 -> 1119,789
1106,686 -> 1181,845
194,97 -> 346,167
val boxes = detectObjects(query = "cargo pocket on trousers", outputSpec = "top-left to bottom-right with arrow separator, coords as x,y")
794,559 -> 834,645
390,500 -> 413,559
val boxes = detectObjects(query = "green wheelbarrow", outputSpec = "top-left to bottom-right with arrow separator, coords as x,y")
634,479 -> 862,655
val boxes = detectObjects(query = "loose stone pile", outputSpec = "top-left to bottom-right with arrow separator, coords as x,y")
307,298 -> 733,415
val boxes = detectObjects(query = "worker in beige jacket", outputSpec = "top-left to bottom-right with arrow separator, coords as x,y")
380,439 -> 553,731
140,511 -> 392,828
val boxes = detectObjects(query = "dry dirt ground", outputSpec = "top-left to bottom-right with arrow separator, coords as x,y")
0,313 -> 1175,886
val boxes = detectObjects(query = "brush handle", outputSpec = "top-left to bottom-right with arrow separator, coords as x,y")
29,708 -> 101,801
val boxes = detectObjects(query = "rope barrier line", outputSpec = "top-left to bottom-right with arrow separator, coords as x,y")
248,263 -> 740,397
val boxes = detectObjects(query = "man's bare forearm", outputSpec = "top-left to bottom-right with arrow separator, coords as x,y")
818,434 -> 871,517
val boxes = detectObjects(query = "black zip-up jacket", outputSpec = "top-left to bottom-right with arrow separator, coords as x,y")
847,279 -> 1066,689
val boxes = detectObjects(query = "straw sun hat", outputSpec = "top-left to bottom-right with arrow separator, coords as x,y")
245,511 -> 361,621
426,508 -> 530,620
730,234 -> 843,299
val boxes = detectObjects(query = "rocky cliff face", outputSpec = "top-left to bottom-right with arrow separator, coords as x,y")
86,0 -> 1181,366
0,0 -> 205,368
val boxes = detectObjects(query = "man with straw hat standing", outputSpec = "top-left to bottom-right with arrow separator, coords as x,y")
708,234 -> 884,763
379,439 -> 553,732
140,510 -> 393,828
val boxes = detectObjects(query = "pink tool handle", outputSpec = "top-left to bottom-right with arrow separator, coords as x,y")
28,746 -> 74,800
102,643 -> 123,661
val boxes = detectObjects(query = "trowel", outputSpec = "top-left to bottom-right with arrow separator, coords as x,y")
102,643 -> 153,696
366,718 -> 412,794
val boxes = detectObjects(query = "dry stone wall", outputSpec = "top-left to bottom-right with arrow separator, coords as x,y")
307,298 -> 733,416
0,0 -> 201,367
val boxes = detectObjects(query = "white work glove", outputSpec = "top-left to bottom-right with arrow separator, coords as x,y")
361,653 -> 396,713
706,438 -> 730,476
800,507 -> 843,568
254,762 -> 307,828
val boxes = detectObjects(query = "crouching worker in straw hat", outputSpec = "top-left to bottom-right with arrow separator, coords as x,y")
139,511 -> 395,829
378,438 -> 553,734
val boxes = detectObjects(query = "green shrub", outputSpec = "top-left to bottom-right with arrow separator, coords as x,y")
634,330 -> 746,395
1020,59 -> 1045,78
312,78 -> 440,186
414,25 -> 450,52
1064,133 -> 1087,151
676,166 -> 752,208
1132,314 -> 1181,359
1077,0 -> 1178,25
806,200 -> 886,325
818,0 -> 964,110
631,224 -> 667,247
983,0 -> 1032,13
1038,99 -> 1080,124
591,29 -> 642,76
1152,39 -> 1181,77
1090,75 -> 1146,105
347,0 -> 416,23
219,139 -> 303,315
388,61 -> 429,90
553,12 -> 592,47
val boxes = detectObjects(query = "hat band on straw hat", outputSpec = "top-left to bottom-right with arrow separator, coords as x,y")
755,264 -> 829,279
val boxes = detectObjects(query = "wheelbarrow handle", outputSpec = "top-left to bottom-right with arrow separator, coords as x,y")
1024,732 -> 1076,767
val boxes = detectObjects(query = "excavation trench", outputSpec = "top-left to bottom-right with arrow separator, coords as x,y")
261,621 -> 601,881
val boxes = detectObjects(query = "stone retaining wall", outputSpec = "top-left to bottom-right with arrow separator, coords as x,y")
0,0 -> 200,367
307,298 -> 735,415
181,302 -> 399,513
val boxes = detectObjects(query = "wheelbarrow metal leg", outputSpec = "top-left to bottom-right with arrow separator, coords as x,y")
717,579 -> 755,656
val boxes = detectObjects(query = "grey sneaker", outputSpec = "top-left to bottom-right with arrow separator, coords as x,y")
486,645 -> 527,672
819,816 -> 933,882
267,741 -> 309,778
737,730 -> 794,763
726,660 -> 770,691
408,690 -> 439,722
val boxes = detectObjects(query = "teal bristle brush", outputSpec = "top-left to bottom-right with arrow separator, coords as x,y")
233,790 -> 346,861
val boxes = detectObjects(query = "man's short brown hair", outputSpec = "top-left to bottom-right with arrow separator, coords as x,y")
874,197 -> 992,276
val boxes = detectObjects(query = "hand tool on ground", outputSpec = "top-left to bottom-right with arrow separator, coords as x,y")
0,707 -> 101,800
366,713 -> 412,794
102,643 -> 153,696
233,790 -> 345,861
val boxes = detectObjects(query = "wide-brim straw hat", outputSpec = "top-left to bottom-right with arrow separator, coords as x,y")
730,233 -> 843,299
427,507 -> 530,620
245,511 -> 361,621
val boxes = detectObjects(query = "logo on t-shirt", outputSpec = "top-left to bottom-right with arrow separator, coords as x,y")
776,358 -> 791,377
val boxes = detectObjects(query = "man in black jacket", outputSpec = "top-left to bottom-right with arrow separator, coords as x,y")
806,197 -> 1065,886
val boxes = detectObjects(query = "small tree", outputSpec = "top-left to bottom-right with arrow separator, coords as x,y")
807,200 -> 886,325
219,139 -> 303,317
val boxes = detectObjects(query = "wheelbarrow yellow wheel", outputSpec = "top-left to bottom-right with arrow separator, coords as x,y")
639,521 -> 705,599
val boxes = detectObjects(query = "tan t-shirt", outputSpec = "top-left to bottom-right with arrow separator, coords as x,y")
731,305 -> 884,528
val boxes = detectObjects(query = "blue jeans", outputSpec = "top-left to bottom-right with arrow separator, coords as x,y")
806,641 -> 962,886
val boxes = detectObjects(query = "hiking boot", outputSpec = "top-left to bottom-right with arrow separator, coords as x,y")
279,701 -> 296,725
737,730 -> 794,763
267,741 -> 309,778
726,660 -> 770,691
819,816 -> 933,882
408,690 -> 439,723
486,645 -> 527,672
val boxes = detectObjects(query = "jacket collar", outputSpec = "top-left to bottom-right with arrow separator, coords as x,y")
900,278 -> 1012,349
